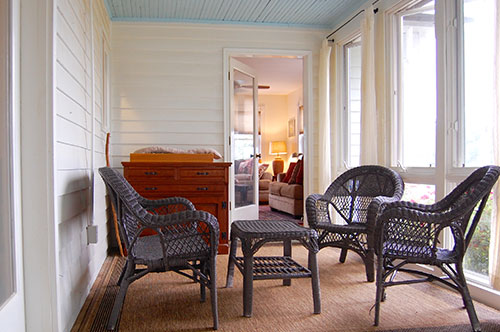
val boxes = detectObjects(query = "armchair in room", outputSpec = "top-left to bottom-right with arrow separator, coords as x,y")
373,165 -> 500,332
305,165 -> 404,282
98,167 -> 219,330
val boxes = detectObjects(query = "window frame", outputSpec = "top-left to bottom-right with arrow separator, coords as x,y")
342,35 -> 362,168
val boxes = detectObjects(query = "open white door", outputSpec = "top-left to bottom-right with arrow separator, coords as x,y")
229,58 -> 260,221
0,1 -> 26,330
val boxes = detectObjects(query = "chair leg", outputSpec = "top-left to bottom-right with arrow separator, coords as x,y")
283,239 -> 292,286
210,257 -> 219,330
374,254 -> 384,327
308,249 -> 321,314
243,251 -> 254,318
339,248 -> 348,263
117,260 -> 128,286
364,249 -> 375,282
200,261 -> 207,302
107,260 -> 134,330
225,235 -> 238,288
455,262 -> 481,332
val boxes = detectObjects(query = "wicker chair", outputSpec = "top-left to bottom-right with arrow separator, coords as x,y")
306,165 -> 404,282
98,167 -> 220,330
373,165 -> 500,332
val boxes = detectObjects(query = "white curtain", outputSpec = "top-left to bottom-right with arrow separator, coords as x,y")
490,0 -> 500,290
360,5 -> 378,165
318,39 -> 332,192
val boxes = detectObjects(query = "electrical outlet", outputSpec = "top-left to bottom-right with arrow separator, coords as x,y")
87,225 -> 98,244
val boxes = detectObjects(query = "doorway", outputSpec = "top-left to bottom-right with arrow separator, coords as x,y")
223,49 -> 311,223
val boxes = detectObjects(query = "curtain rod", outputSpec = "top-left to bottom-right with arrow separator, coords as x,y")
325,0 -> 380,42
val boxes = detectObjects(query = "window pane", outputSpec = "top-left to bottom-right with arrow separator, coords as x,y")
345,38 -> 361,167
463,193 -> 494,276
463,0 -> 495,166
401,183 -> 436,204
400,1 -> 436,167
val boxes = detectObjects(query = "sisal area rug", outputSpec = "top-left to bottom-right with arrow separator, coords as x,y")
72,245 -> 500,332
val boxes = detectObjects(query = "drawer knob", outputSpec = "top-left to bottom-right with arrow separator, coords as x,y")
145,187 -> 157,191
196,187 -> 209,191
196,171 -> 209,176
144,171 -> 158,175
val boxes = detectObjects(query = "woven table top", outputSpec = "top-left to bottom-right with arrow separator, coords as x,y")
231,219 -> 317,240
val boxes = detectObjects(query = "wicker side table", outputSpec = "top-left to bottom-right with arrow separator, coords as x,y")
225,219 -> 321,317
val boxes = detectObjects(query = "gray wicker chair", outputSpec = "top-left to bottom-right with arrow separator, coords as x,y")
306,165 -> 404,282
98,167 -> 219,330
373,165 -> 500,332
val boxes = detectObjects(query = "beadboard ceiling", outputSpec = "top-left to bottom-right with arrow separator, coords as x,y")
103,0 -> 365,29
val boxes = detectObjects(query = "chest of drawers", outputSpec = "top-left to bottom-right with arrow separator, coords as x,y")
122,161 -> 231,254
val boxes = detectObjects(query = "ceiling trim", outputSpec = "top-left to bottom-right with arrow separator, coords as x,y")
108,16 -> 331,30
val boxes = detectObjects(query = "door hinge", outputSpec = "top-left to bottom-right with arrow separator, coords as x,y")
228,71 -> 230,80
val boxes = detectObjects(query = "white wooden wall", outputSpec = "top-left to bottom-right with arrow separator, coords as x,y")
111,22 -> 326,191
54,0 -> 110,330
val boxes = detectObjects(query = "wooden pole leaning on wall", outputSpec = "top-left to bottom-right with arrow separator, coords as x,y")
106,133 -> 125,257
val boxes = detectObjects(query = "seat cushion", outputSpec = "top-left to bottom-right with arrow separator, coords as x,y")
280,183 -> 303,199
269,181 -> 287,195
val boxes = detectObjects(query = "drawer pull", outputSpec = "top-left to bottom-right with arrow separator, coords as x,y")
144,171 -> 158,175
196,187 -> 209,191
196,172 -> 209,176
145,187 -> 158,191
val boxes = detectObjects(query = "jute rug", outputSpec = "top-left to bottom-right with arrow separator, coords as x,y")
72,245 -> 500,332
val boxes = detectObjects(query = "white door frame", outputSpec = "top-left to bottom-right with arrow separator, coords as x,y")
0,1 -> 25,330
20,0 -> 58,331
223,48 -> 313,225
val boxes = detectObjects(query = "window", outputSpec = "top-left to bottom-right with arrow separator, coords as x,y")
393,0 -> 436,168
343,36 -> 362,168
459,0 -> 497,276
388,0 -> 498,283
460,0 -> 495,167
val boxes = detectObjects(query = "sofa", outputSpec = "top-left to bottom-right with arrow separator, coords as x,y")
234,158 -> 272,205
268,158 -> 304,218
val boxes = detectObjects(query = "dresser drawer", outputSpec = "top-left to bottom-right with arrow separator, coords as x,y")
179,168 -> 226,181
132,184 -> 226,195
126,168 -> 175,179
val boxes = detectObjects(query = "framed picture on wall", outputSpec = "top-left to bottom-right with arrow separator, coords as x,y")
288,117 -> 296,138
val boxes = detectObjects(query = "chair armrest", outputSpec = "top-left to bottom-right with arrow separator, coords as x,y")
306,194 -> 329,228
139,196 -> 196,213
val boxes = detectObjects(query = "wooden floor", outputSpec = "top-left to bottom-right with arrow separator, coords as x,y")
71,243 -> 500,332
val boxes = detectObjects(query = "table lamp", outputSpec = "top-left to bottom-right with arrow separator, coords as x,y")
269,141 -> 287,176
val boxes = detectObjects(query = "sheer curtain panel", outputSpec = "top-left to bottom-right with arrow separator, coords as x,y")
360,6 -> 377,165
318,39 -> 332,192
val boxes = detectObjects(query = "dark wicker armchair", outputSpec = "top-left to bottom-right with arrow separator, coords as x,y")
306,165 -> 404,282
373,165 -> 500,332
98,167 -> 220,330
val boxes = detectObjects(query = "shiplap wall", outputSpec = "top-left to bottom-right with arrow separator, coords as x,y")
55,0 -> 110,330
111,22 -> 326,191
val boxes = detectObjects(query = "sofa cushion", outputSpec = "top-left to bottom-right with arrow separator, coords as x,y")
288,159 -> 303,184
258,163 -> 269,178
238,158 -> 253,175
259,179 -> 271,190
282,162 -> 297,183
280,184 -> 303,200
235,173 -> 252,183
269,181 -> 287,195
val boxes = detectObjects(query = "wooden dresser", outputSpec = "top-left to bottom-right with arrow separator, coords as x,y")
122,161 -> 231,254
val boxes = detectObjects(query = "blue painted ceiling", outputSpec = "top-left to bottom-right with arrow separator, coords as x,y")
103,0 -> 366,29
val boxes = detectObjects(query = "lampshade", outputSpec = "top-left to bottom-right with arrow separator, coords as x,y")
269,141 -> 287,155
